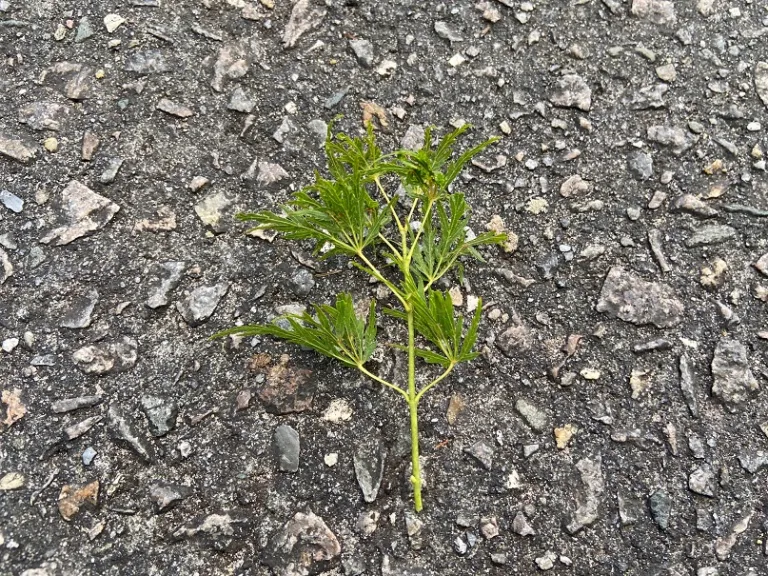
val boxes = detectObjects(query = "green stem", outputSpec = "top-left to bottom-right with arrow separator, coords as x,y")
407,308 -> 423,512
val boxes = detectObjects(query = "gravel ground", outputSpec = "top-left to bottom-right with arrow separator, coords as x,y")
2,0 -> 768,575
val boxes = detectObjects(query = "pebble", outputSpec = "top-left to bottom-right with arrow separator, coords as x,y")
515,398 -> 549,432
149,481 -> 192,513
81,447 -> 97,466
255,161 -> 289,185
753,253 -> 768,277
0,190 -> 23,213
156,98 -> 194,118
656,63 -> 676,82
464,440 -> 494,470
108,403 -> 156,463
353,438 -> 386,502
549,74 -> 591,111
535,551 -> 557,571
596,266 -> 684,328
649,490 -> 672,530
145,261 -> 186,309
99,158 -> 124,184
60,289 -> 98,329
754,62 -> 768,109
349,38 -> 374,68
711,338 -> 758,409
685,225 -> 737,247
627,150 -> 653,180
227,87 -> 255,113
1,337 -> 19,353
0,137 -> 36,164
140,396 -> 178,437
72,336 -> 138,375
194,190 -> 234,233
81,131 -> 99,160
674,194 -> 718,218
554,424 -> 576,449
58,481 -> 99,521
283,0 -> 326,48
18,101 -> 68,131
176,283 -> 229,326
647,125 -> 689,155
688,465 -> 716,497
679,354 -> 698,417
75,17 -> 94,42
512,512 -> 535,536
273,424 -> 300,472
264,511 -> 340,575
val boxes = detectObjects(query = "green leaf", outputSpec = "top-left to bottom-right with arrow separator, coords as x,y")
213,294 -> 378,368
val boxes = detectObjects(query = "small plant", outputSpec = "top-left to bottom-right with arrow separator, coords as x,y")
214,124 -> 505,511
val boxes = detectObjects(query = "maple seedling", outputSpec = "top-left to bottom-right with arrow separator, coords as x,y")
214,124 -> 505,512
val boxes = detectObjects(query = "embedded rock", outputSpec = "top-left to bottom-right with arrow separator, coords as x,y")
596,267 -> 684,328
40,181 -> 120,246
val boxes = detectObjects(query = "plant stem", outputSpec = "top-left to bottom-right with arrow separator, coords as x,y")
407,308 -> 423,512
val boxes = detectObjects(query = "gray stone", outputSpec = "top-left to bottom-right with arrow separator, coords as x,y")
145,262 -> 185,309
549,74 -> 591,111
18,101 -> 68,131
50,62 -> 95,100
401,124 -> 425,151
618,494 -> 641,526
512,512 -> 535,536
756,62 -> 768,109
125,50 -> 171,75
273,116 -> 297,144
647,125 -> 691,155
648,490 -> 671,530
264,511 -> 340,576
227,87 -> 255,113
176,283 -> 229,326
0,137 -> 35,164
627,150 -> 653,180
108,403 -> 156,463
194,190 -> 234,233
0,190 -> 24,214
711,338 -> 759,408
140,396 -> 178,437
674,194 -> 718,218
283,0 -> 326,48
353,438 -> 386,502
256,161 -> 290,186
596,266 -> 684,328
82,447 -> 97,466
688,465 -> 716,497
290,268 -> 314,297
149,481 -> 192,513
172,513 -> 249,551
60,290 -> 98,329
685,225 -> 737,248
737,452 -> 768,474
679,354 -> 698,417
349,38 -> 374,68
72,337 -> 138,375
631,0 -> 676,25
306,119 -> 328,146
51,395 -> 101,413
0,248 -> 12,285
464,440 -> 493,470
434,21 -> 462,42
156,98 -> 194,118
565,456 -> 604,534
753,253 -> 768,277
273,424 -> 300,472
515,398 -> 548,432
99,158 -> 124,184
74,16 -> 93,42
211,42 -> 249,92
40,180 -> 115,246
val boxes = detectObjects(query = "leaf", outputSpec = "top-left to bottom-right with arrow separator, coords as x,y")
214,294 -> 378,368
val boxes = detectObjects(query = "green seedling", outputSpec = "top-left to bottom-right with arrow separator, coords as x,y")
214,124 -> 505,511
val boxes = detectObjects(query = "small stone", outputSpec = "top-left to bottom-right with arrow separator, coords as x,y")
559,174 -> 591,198
176,283 -> 229,326
349,38 -> 374,68
647,125 -> 689,155
549,74 -> 591,111
43,137 -> 59,153
357,510 -> 379,536
149,482 -> 192,513
227,87 -> 255,113
140,396 -> 178,437
674,194 -> 718,218
631,0 -> 676,25
656,63 -> 676,82
258,356 -> 314,414
580,368 -> 601,380
81,131 -> 99,161
82,447 -> 97,466
465,440 -> 494,470
446,394 -> 464,425
0,137 -> 36,164
679,354 -> 698,417
688,465 -> 716,496
108,403 -> 156,463
448,53 -> 466,67
0,472 -> 25,491
324,453 -> 338,467
596,266 -> 684,328
273,424 -> 300,472
104,14 -> 125,33
156,98 -> 194,118
627,150 -> 653,180
289,268 -> 314,297
512,512 -> 535,536
629,368 -> 651,399
711,339 -> 759,408
75,17 -> 94,42
515,398 -> 549,432
535,551 -> 557,571
99,158 -> 124,184
194,191 -> 234,233
685,225 -> 737,248
648,190 -> 667,209
283,0 -> 326,48
755,62 -> 768,109
255,161 -> 289,186
700,258 -> 728,289
60,289 -> 98,329
0,190 -> 23,214
145,261 -> 185,308
649,490 -> 672,530
58,480 -> 99,521
264,511 -> 340,575
2,338 -> 19,353
753,253 -> 768,277
354,437 -> 386,502
554,424 -> 576,449
480,517 -> 499,540
321,399 -> 352,423
73,337 -> 138,375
